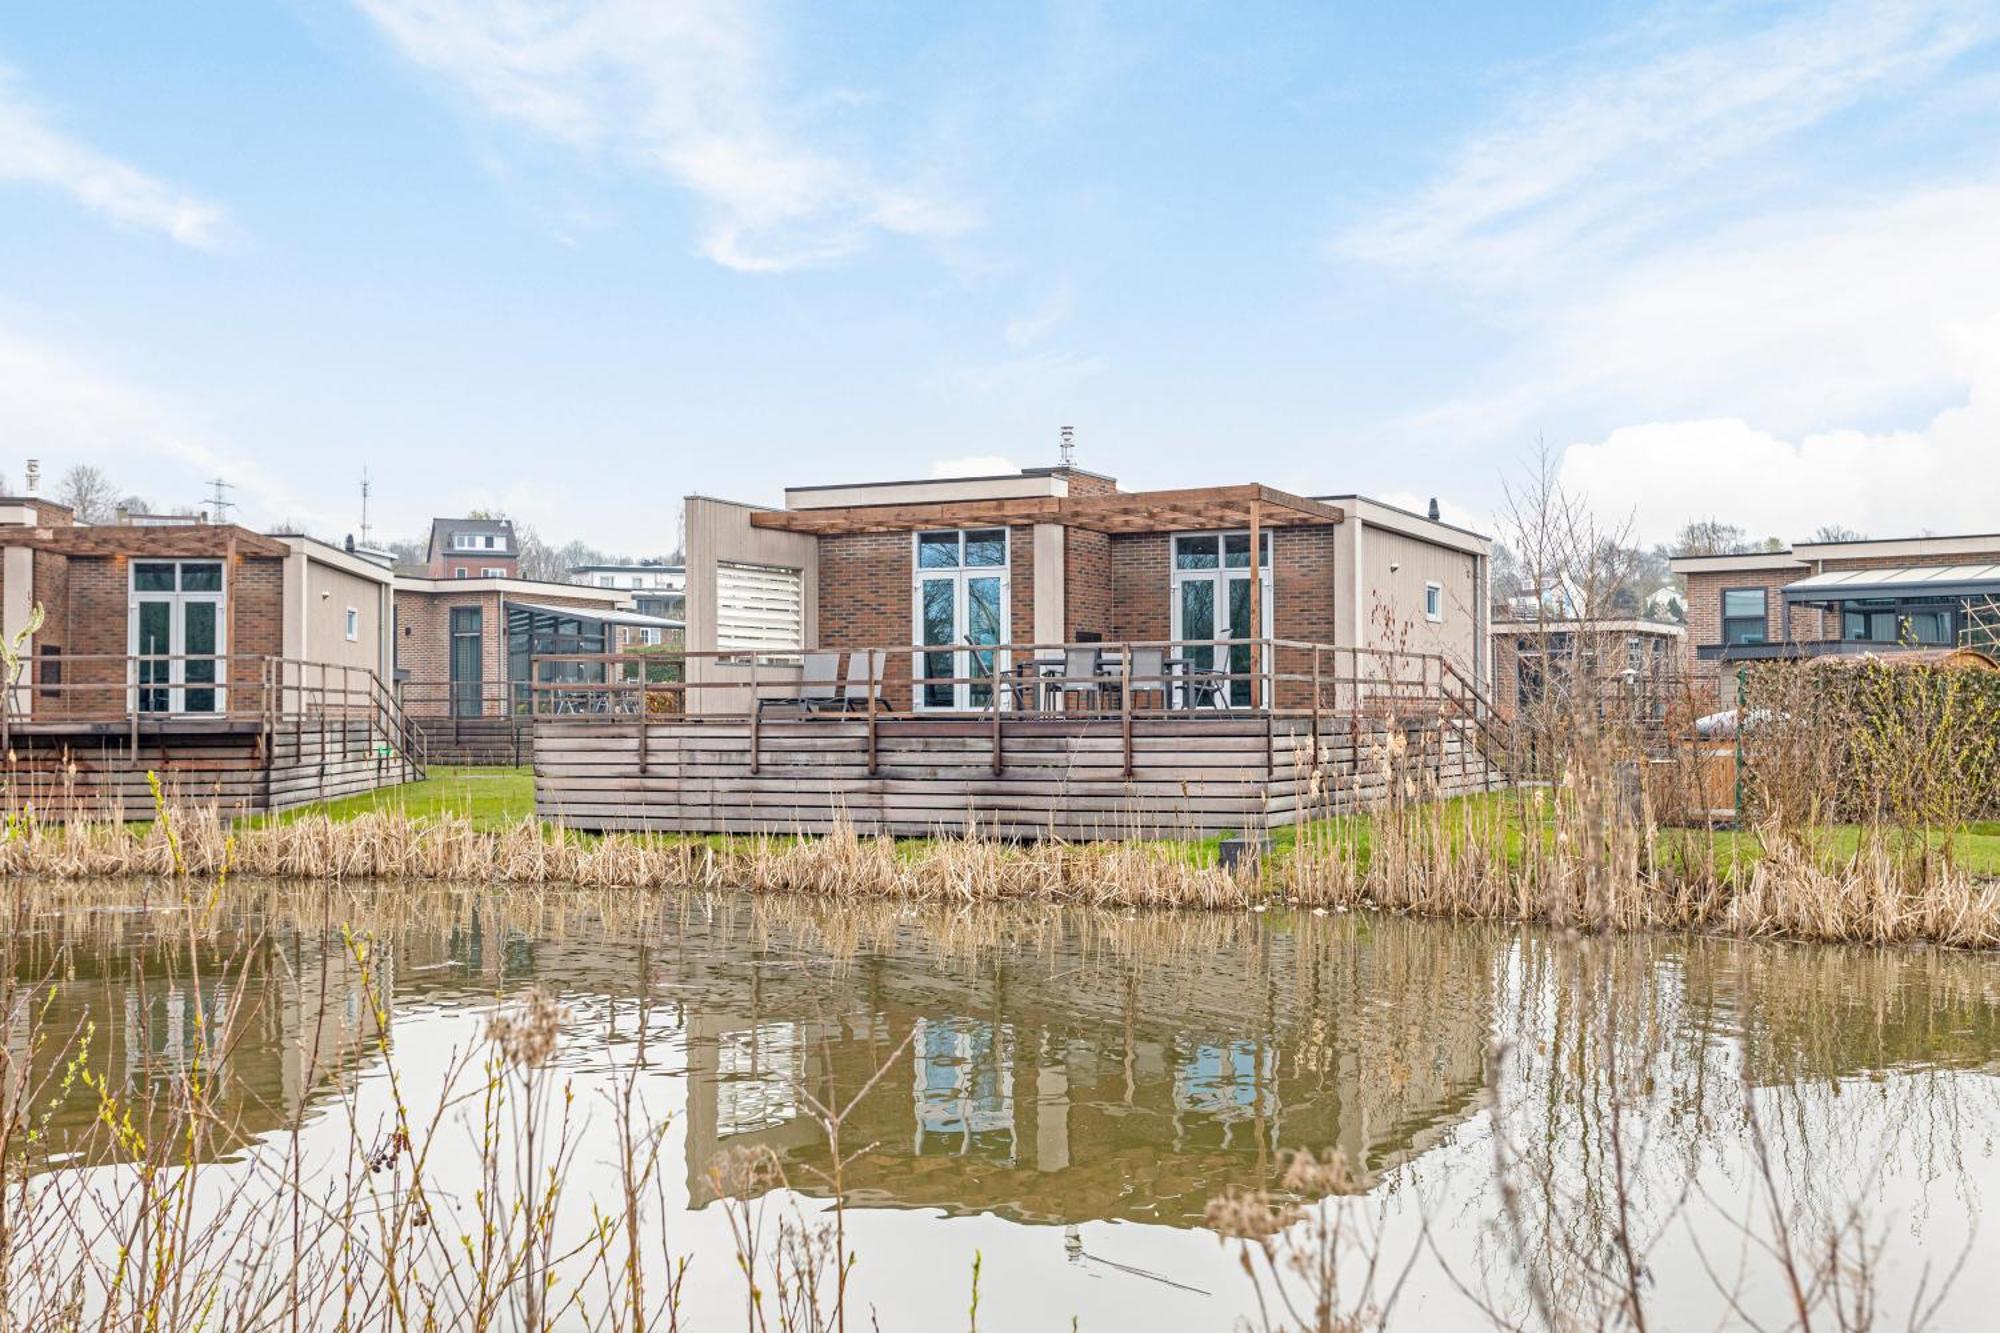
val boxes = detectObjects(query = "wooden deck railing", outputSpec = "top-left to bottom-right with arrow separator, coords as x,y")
1,654 -> 426,773
522,638 -> 1497,782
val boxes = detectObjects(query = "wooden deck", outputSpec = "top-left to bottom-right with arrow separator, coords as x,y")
0,655 -> 426,821
534,711 -> 1502,838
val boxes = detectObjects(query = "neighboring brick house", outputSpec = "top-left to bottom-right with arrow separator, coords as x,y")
424,516 -> 520,579
1489,616 -> 1686,720
682,466 -> 1493,714
392,574 -> 676,716
0,497 -> 394,719
1671,532 -> 2000,704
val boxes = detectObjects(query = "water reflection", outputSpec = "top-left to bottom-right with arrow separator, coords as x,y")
11,885 -> 2000,1327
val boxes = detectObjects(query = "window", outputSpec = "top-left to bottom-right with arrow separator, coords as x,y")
1721,588 -> 1768,645
481,568 -> 504,578
716,562 -> 804,652
344,607 -> 359,641
1424,582 -> 1444,622
128,560 -> 226,714
454,566 -> 468,578
914,531 -> 1010,710
449,606 -> 483,717
1170,531 -> 1272,708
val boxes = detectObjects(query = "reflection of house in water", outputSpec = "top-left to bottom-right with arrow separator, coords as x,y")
682,914 -> 1498,1227
9,920 -> 395,1168
914,1018 -> 1017,1157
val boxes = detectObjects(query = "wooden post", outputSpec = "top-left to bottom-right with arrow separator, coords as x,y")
990,652 -> 1003,777
1120,642 -> 1133,778
1310,644 -> 1322,768
1247,501 -> 1263,712
866,654 -> 879,777
637,654 -> 650,777
748,653 -> 761,776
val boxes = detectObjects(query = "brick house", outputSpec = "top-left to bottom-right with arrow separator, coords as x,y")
0,496 -> 394,720
681,466 -> 1493,713
423,516 -> 520,579
392,573 -> 677,716
1489,616 -> 1686,719
1671,532 -> 2000,704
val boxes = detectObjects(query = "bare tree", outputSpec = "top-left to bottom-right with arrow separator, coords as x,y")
55,465 -> 121,524
1812,524 -> 1866,543
1668,518 -> 1751,558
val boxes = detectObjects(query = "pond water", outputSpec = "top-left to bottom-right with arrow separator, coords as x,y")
12,884 -> 2000,1330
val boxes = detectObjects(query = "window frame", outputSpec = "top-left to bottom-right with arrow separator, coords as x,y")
344,606 -> 360,642
1423,581 -> 1444,623
1720,586 -> 1770,646
912,529 -> 1012,711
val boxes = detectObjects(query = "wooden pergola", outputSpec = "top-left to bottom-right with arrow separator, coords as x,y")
750,483 -> 1343,711
746,483 -> 1344,536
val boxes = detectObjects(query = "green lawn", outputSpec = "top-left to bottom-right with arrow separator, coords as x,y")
271,765 -> 535,831
270,770 -> 2000,877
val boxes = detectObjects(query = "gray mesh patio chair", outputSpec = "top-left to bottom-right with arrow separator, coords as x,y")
1051,646 -> 1105,712
837,650 -> 887,712
760,651 -> 841,716
1126,646 -> 1169,712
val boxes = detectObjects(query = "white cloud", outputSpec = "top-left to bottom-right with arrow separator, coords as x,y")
930,454 -> 1016,478
350,0 -> 972,272
0,326 -> 334,529
1336,0 -> 1991,281
0,67 -> 227,247
1337,1 -> 2000,549
1557,382 -> 2000,546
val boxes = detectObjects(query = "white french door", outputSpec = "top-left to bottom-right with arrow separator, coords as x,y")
914,529 -> 1009,711
1169,532 -> 1272,708
129,560 -> 227,715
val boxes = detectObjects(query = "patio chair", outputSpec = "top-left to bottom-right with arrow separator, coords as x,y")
758,651 -> 841,716
1126,646 -> 1170,712
836,650 -> 887,712
1050,646 -> 1105,712
1181,654 -> 1230,711
1006,653 -> 1063,713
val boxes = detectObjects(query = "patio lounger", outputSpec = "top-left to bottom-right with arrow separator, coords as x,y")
759,651 -> 842,716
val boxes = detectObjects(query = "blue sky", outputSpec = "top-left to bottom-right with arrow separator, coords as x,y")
4,0 -> 2000,553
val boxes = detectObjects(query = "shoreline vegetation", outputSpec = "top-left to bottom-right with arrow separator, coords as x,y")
2,761 -> 1996,949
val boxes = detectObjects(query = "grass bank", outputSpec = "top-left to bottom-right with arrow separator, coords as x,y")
5,774 -> 1999,948
260,765 -> 2000,880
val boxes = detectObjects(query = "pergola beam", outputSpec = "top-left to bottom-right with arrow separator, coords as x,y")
747,484 -> 1346,536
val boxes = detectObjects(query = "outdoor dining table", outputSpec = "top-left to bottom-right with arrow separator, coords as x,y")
1005,652 -> 1222,713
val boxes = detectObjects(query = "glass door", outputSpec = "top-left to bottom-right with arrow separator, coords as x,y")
129,561 -> 225,715
913,530 -> 1009,711
1170,534 -> 1272,708
450,606 -> 484,717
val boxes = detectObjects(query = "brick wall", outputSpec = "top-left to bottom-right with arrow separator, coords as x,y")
425,556 -> 518,579
1109,534 -> 1170,641
1064,529 -> 1112,640
395,586 -> 623,715
816,528 -> 1038,710
1055,468 -> 1119,498
1683,567 -> 1821,703
17,553 -> 283,717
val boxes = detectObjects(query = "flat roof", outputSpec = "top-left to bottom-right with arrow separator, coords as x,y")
1311,494 -> 1491,554
1492,618 -> 1684,637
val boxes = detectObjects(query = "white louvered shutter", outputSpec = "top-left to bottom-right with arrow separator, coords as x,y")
716,562 -> 804,652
